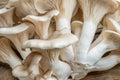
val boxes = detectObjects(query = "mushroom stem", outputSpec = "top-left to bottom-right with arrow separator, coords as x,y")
55,18 -> 70,32
76,20 -> 97,63
45,49 -> 71,80
86,41 -> 112,65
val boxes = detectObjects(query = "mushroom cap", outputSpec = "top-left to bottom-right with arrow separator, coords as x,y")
103,7 -> 120,26
78,0 -> 119,23
23,31 -> 78,49
12,52 -> 42,78
14,0 -> 38,18
71,20 -> 83,38
103,30 -> 120,48
34,0 -> 59,14
105,18 -> 120,32
0,23 -> 29,35
0,7 -> 14,27
104,0 -> 119,11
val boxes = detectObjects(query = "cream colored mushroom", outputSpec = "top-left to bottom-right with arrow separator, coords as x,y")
23,29 -> 78,80
86,30 -> 120,66
91,5 -> 120,50
0,23 -> 34,59
34,0 -> 78,63
12,52 -> 42,80
91,18 -> 120,49
76,0 -> 119,64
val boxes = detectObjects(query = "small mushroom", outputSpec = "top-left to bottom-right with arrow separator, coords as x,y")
91,18 -> 120,49
86,30 -> 120,65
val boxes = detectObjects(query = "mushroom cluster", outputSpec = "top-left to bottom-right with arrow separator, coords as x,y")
0,0 -> 120,80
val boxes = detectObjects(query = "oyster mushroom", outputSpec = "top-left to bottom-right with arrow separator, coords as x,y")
76,0 -> 119,64
23,30 -> 78,80
86,30 -> 120,65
